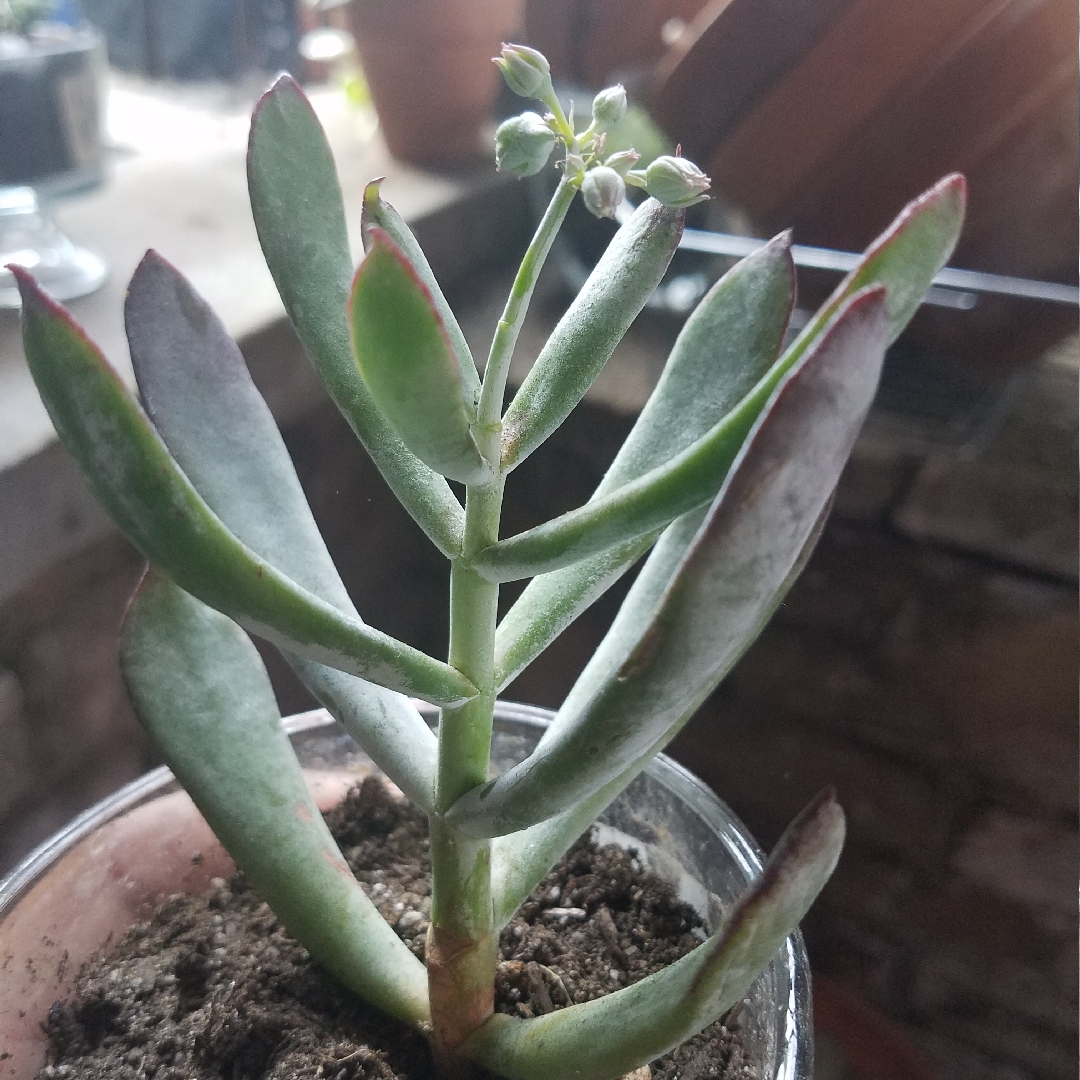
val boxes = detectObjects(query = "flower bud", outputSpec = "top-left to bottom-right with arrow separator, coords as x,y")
563,151 -> 586,178
495,112 -> 556,177
644,154 -> 711,207
581,165 -> 625,219
494,43 -> 554,101
604,148 -> 640,176
591,84 -> 627,132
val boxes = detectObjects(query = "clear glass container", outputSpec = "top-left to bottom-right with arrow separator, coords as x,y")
0,703 -> 811,1080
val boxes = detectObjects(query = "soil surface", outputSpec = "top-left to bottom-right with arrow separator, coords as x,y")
38,779 -> 755,1080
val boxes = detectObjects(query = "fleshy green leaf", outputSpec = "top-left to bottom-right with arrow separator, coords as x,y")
493,233 -> 795,686
247,74 -> 464,556
501,198 -> 684,471
349,229 -> 492,485
470,396 -> 772,583
475,175 -> 964,584
361,179 -> 480,409
595,231 -> 795,496
15,268 -> 475,708
125,252 -> 437,810
448,287 -> 889,837
492,496 -> 832,927
494,532 -> 658,692
120,570 -> 430,1028
467,791 -> 844,1080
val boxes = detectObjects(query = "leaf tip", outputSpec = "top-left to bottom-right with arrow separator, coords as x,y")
7,262 -> 49,311
248,72 -> 317,172
363,177 -> 387,212
360,180 -> 388,250
771,785 -> 846,877
936,171 -> 968,204
128,248 -> 179,301
257,71 -> 307,113
769,228 -> 794,252
11,263 -> 105,355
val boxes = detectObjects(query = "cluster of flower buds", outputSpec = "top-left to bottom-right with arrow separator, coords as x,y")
493,43 -> 711,218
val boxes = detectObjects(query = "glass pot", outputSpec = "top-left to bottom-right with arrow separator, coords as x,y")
0,703 -> 811,1079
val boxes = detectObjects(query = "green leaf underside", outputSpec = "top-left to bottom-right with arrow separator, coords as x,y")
120,571 -> 429,1027
125,252 -> 437,811
493,234 -> 796,688
350,229 -> 490,486
474,177 -> 964,584
501,198 -> 684,472
491,235 -> 797,686
16,271 -> 474,707
468,791 -> 844,1080
595,231 -> 796,498
492,494 -> 833,927
493,532 -> 657,693
361,180 -> 480,410
247,75 -> 464,556
449,287 -> 890,838
471,393 -> 776,583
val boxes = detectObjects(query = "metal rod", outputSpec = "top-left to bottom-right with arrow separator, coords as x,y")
614,201 -> 1079,307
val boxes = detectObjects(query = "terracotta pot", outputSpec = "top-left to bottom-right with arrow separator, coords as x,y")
345,0 -> 524,168
0,703 -> 812,1079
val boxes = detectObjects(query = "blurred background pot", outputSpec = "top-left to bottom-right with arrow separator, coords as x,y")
0,703 -> 812,1080
0,20 -> 107,306
0,24 -> 106,194
343,0 -> 523,168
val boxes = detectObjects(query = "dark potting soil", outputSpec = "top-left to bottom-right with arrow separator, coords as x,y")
38,779 -> 755,1080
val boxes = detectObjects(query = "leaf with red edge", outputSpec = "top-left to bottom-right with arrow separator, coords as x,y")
361,179 -> 480,409
247,74 -> 464,554
13,267 -> 476,708
350,229 -> 492,486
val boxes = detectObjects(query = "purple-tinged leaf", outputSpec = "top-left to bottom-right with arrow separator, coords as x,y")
449,287 -> 889,837
787,173 -> 966,361
493,233 -> 795,687
479,176 -> 962,584
493,495 -> 833,924
125,252 -> 437,810
466,791 -> 844,1080
14,268 -> 475,707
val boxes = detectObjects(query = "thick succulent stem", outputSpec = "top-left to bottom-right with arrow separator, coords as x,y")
429,176 -> 579,1065
429,475 -> 503,1064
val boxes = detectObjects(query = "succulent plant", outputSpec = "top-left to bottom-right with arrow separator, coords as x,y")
11,42 -> 965,1080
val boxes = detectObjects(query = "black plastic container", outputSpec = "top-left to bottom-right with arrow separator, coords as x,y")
0,28 -> 106,193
